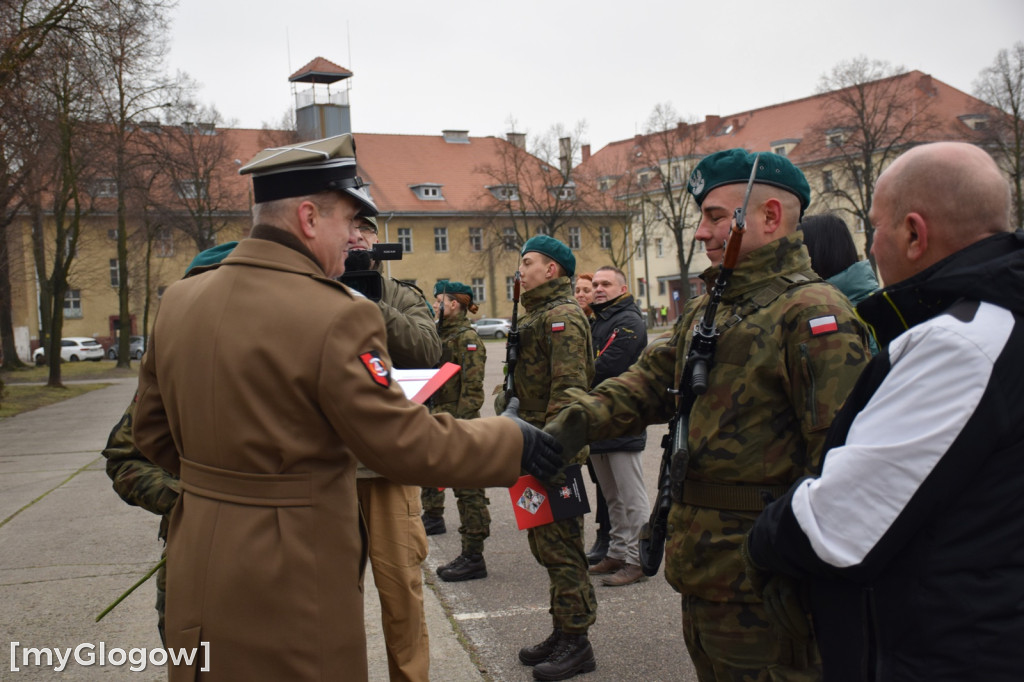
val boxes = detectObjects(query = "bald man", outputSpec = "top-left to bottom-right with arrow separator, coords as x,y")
747,142 -> 1024,681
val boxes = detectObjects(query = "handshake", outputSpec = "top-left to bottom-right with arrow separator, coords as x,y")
506,398 -> 590,484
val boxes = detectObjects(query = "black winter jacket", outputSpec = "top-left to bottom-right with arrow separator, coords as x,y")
589,293 -> 647,453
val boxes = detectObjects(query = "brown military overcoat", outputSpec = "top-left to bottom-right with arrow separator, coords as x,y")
134,233 -> 522,681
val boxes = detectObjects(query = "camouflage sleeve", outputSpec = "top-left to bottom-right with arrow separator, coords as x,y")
456,329 -> 486,417
578,326 -> 680,441
379,280 -> 442,369
544,309 -> 595,424
784,298 -> 870,472
102,395 -> 180,517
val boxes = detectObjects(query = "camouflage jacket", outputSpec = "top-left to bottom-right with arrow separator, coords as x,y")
576,234 -> 869,600
102,395 -> 181,541
429,315 -> 485,419
503,276 -> 594,464
356,275 -> 442,479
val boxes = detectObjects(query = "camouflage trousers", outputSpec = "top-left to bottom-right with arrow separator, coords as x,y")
420,487 -> 445,517
681,595 -> 822,682
527,515 -> 596,634
156,547 -> 167,646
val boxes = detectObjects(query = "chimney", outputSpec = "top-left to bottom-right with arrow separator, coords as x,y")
581,144 -> 591,162
704,115 -> 721,133
559,136 -> 572,176
917,73 -> 936,96
507,131 -> 526,149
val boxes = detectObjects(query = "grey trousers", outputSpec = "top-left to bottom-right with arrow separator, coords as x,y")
590,450 -> 650,565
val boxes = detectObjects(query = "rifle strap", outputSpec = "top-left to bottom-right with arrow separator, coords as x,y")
682,481 -> 791,511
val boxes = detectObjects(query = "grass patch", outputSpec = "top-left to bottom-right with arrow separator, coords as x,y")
2,359 -> 137,384
0,383 -> 109,418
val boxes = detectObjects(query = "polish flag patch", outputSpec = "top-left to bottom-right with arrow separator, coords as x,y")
359,351 -> 391,388
551,321 -> 566,333
809,315 -> 838,336
466,343 -> 478,351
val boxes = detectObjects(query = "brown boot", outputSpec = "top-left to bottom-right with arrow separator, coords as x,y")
601,563 -> 647,587
588,556 -> 624,575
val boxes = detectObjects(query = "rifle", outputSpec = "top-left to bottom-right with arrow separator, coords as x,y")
638,154 -> 760,577
503,271 -> 522,398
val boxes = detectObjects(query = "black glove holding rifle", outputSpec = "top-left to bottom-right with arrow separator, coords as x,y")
497,272 -> 521,413
637,155 -> 761,577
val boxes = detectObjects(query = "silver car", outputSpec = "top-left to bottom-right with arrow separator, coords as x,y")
107,335 -> 146,360
471,318 -> 512,338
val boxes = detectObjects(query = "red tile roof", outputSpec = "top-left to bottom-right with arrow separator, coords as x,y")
289,57 -> 353,84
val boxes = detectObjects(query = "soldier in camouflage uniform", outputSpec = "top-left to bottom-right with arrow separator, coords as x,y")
545,150 -> 870,682
499,235 -> 598,681
429,280 -> 490,582
99,242 -> 238,645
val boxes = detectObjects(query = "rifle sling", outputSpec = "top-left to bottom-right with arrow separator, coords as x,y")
682,480 -> 791,512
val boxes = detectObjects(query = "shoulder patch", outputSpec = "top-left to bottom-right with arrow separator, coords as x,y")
808,315 -> 838,336
551,321 -> 566,333
359,351 -> 391,388
466,343 -> 478,351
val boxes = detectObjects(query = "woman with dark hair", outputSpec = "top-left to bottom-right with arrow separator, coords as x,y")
801,213 -> 880,352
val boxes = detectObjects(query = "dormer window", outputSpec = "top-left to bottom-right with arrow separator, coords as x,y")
550,183 -> 576,201
959,114 -> 989,131
825,129 -> 847,148
411,183 -> 444,201
92,178 -> 117,198
488,184 -> 519,201
770,138 -> 800,158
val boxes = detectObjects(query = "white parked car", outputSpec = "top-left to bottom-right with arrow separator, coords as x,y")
33,337 -> 105,364
471,318 -> 512,338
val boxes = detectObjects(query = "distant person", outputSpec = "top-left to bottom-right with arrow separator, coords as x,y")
430,280 -> 490,583
659,304 -> 668,325
585,266 -> 649,587
574,273 -> 594,317
748,141 -> 1024,681
133,134 -> 566,681
800,213 -> 880,353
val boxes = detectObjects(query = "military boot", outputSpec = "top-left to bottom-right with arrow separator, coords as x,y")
421,513 -> 446,536
586,531 -> 609,566
531,633 -> 596,681
436,553 -> 487,582
518,628 -> 562,666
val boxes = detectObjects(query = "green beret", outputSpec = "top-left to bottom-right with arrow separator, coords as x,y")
434,280 -> 473,299
238,133 -> 378,216
520,235 -> 575,277
186,241 -> 238,275
687,149 -> 811,216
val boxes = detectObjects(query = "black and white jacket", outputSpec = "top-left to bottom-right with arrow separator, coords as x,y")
749,231 -> 1024,682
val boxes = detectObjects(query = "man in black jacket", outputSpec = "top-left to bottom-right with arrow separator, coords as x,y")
586,266 -> 650,587
747,141 -> 1024,681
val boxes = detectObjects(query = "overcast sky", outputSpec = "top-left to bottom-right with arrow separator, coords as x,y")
166,0 -> 1023,153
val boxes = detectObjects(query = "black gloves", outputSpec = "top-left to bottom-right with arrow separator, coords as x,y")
502,397 -> 565,483
542,402 -> 589,459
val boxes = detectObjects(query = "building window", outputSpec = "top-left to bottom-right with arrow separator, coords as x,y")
773,146 -> 787,156
638,172 -> 650,186
634,239 -> 644,260
398,228 -> 413,252
155,228 -> 174,258
637,279 -> 646,297
176,178 -> 207,200
655,238 -> 664,258
503,227 -> 518,251
468,227 -> 482,252
471,277 -> 485,302
93,178 -> 117,198
107,229 -> 117,241
64,289 -> 82,319
412,184 -> 444,200
658,280 -> 666,296
506,276 -> 516,300
109,259 -> 119,287
434,227 -> 449,253
671,165 -> 681,183
568,226 -> 581,250
823,170 -> 834,192
535,225 -> 551,237
599,226 -> 611,249
489,184 -> 519,201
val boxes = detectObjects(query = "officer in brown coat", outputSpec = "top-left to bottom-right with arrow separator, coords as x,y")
133,134 -> 565,681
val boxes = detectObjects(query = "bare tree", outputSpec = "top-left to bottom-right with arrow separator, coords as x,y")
974,42 -> 1024,230
87,0 -> 174,366
808,57 -> 943,269
145,102 -> 243,251
0,0 -> 82,88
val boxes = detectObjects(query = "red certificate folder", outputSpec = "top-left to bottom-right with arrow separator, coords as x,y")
393,362 -> 461,404
508,464 -> 590,530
